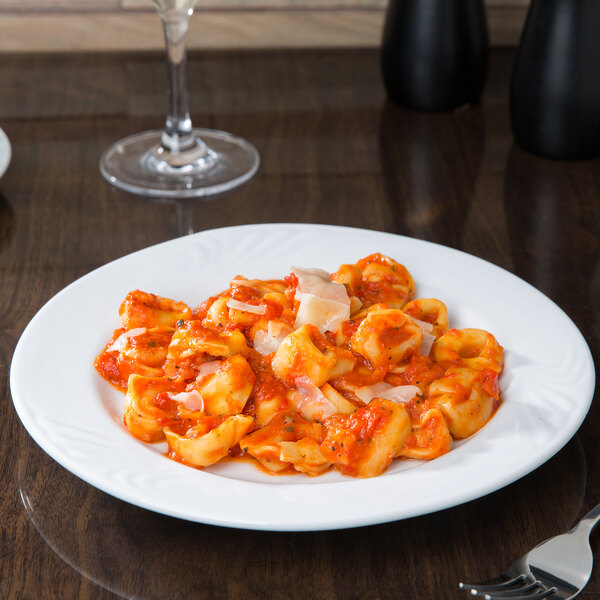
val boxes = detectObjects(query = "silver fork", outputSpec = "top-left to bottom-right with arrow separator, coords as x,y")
459,501 -> 600,599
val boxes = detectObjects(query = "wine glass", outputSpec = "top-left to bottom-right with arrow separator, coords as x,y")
99,0 -> 259,198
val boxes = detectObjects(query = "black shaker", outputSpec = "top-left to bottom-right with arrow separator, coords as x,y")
510,0 -> 600,159
381,0 -> 489,112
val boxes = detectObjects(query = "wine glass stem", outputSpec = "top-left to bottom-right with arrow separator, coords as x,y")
160,9 -> 196,153
174,200 -> 196,237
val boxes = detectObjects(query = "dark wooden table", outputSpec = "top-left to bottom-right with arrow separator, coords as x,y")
1,47 -> 600,599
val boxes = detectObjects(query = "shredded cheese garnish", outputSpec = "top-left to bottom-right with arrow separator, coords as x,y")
106,327 -> 147,353
226,299 -> 267,315
292,266 -> 350,334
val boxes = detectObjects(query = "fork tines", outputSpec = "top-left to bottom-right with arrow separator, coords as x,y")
459,575 -> 558,599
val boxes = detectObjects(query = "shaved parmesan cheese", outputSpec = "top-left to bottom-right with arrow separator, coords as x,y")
292,266 -> 350,334
169,390 -> 204,411
253,331 -> 276,355
420,330 -> 436,356
292,377 -> 338,420
226,298 -> 267,315
355,382 -> 394,404
295,294 -> 350,334
107,327 -> 147,353
195,360 -> 222,381
293,266 -> 348,303
408,316 -> 434,332
382,385 -> 422,403
356,383 -> 421,404
407,315 -> 436,356
253,320 -> 294,355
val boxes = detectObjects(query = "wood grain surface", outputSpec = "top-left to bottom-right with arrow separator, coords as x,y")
1,48 -> 600,600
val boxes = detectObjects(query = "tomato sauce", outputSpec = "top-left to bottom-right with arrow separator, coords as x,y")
397,355 -> 445,387
96,253 -> 504,479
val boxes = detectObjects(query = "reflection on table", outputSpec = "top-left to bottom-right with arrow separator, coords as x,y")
18,436 -> 586,599
3,48 -> 600,600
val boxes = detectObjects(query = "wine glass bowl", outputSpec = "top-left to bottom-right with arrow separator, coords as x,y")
100,0 -> 259,198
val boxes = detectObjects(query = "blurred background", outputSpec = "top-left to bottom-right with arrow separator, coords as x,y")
0,0 -> 528,52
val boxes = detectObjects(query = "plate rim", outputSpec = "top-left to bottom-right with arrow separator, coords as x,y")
0,127 -> 11,179
10,223 -> 596,531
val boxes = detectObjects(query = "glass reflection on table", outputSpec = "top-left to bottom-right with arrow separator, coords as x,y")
378,99 -> 485,245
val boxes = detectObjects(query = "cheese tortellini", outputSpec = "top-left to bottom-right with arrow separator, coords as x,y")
95,254 -> 503,478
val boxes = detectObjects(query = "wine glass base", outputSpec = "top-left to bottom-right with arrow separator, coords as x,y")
100,128 -> 259,199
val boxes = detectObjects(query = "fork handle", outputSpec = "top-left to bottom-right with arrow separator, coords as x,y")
574,501 -> 600,535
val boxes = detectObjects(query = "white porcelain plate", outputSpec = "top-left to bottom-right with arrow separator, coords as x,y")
0,128 -> 11,179
10,224 -> 595,531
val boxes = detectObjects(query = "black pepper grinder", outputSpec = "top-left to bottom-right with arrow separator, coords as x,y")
381,0 -> 489,111
510,0 -> 600,159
